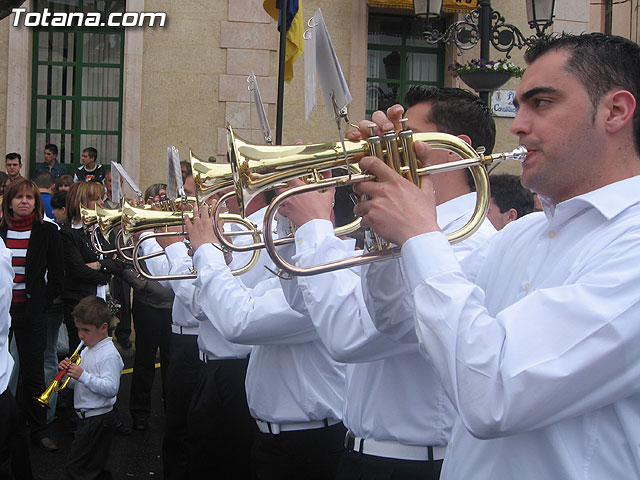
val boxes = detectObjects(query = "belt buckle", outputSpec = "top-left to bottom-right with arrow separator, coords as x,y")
344,431 -> 356,451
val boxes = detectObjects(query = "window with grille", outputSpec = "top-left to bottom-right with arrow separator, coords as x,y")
367,13 -> 444,118
29,0 -> 125,177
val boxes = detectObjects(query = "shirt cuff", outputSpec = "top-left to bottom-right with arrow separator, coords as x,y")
294,219 -> 334,254
401,231 -> 462,292
78,371 -> 90,385
193,242 -> 226,271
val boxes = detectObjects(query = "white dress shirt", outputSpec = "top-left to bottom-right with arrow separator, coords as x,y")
0,239 -> 14,394
70,337 -> 123,411
192,243 -> 345,424
227,206 -> 277,289
139,237 -> 251,359
396,176 -> 640,479
286,193 -> 495,446
139,237 -> 199,329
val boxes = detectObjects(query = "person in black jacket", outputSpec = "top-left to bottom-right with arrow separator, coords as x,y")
0,178 -> 64,452
60,181 -> 121,350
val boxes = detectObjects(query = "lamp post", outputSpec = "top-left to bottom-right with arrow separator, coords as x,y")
416,0 -> 556,103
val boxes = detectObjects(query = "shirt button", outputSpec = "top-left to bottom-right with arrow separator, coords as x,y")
524,282 -> 530,291
548,230 -> 557,238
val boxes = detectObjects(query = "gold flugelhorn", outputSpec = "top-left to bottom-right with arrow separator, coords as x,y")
121,200 -> 262,279
190,150 -> 234,204
90,204 -> 122,255
37,340 -> 85,408
80,205 -> 98,231
256,130 -> 526,276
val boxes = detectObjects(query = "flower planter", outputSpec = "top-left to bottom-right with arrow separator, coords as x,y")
458,71 -> 513,92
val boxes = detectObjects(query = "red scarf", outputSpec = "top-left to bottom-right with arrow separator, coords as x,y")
8,211 -> 36,231
6,211 -> 35,303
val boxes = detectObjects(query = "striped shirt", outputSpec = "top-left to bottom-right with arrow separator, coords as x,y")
6,213 -> 34,303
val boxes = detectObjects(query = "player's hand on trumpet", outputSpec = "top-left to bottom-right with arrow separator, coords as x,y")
354,140 -> 440,247
184,204 -> 217,254
277,177 -> 336,229
346,104 -> 405,141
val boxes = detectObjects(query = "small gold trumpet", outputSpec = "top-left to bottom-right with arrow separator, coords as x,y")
36,341 -> 85,408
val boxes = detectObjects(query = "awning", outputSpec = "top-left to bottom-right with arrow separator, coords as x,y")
442,0 -> 479,14
367,0 -> 414,10
367,0 -> 478,13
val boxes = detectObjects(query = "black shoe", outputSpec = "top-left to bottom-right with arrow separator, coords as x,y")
133,419 -> 148,431
114,422 -> 132,437
35,437 -> 59,452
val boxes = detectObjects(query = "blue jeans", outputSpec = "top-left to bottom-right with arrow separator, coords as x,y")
44,308 -> 63,424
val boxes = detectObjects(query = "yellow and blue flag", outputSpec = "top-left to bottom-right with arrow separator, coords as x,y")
263,0 -> 304,82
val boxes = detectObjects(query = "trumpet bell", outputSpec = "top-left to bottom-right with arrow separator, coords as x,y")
96,204 -> 122,236
190,150 -> 234,204
36,380 -> 59,408
80,205 -> 98,231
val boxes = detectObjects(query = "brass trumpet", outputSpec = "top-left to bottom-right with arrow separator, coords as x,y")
191,151 -> 235,204
120,200 -> 262,279
80,205 -> 98,232
36,341 -> 85,408
224,125 -> 526,276
91,204 -> 123,255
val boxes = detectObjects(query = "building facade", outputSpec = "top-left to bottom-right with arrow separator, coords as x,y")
0,0 -> 634,187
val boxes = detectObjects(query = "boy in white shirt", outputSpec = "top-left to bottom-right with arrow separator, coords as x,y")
59,296 -> 123,480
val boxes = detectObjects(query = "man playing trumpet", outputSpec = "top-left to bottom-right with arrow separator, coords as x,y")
354,33 -> 640,479
269,85 -> 496,480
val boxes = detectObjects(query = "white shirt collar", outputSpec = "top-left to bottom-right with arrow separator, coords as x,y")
436,192 -> 477,230
543,175 -> 640,223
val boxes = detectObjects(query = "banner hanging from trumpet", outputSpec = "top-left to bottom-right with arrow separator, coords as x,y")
167,146 -> 183,199
304,9 -> 352,121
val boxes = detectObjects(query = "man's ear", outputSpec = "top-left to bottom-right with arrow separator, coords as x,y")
603,89 -> 636,134
457,134 -> 472,146
507,208 -> 518,223
447,134 -> 472,159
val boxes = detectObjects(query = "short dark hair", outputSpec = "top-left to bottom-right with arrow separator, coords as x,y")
404,85 -> 496,154
489,174 -> 534,219
404,86 -> 496,190
51,190 -> 67,209
72,296 -> 112,329
180,161 -> 192,177
525,33 -> 640,155
1,178 -> 44,225
34,171 -> 55,189
5,153 -> 21,164
44,144 -> 58,156
83,147 -> 97,160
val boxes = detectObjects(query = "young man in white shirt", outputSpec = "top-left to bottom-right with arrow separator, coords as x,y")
275,86 -> 497,480
354,33 -> 640,479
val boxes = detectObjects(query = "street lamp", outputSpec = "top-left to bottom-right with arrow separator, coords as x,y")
416,0 -> 556,58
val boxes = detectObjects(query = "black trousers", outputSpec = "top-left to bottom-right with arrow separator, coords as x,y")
10,304 -> 48,441
66,410 -> 116,480
63,300 -> 80,355
336,449 -> 443,480
0,389 -> 34,480
186,357 -> 256,480
129,300 -> 171,423
161,333 -> 201,480
252,422 -> 346,480
111,278 -> 132,347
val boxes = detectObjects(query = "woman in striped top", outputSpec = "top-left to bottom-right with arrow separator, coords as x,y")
0,177 -> 64,451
